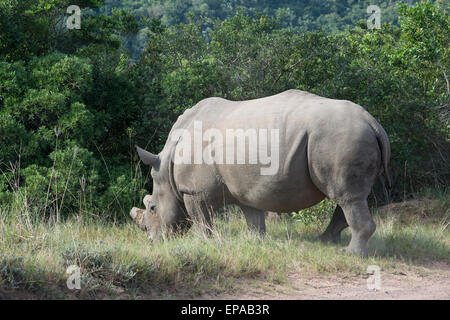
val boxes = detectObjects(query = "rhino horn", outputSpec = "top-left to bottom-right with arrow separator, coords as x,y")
130,207 -> 148,231
143,194 -> 152,211
136,145 -> 160,168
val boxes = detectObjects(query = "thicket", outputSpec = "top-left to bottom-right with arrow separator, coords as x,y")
101,0 -> 425,31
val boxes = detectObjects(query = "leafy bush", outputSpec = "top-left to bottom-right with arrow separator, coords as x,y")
18,144 -> 101,216
292,199 -> 336,227
98,174 -> 147,220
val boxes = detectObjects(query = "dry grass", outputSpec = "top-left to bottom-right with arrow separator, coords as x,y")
0,191 -> 448,299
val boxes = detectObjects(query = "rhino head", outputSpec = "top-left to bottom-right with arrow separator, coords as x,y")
134,146 -> 187,240
129,195 -> 162,241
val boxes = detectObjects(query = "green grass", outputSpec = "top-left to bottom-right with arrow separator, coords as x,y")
0,192 -> 449,299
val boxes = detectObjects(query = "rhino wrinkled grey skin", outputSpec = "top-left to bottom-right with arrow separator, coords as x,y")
132,90 -> 391,257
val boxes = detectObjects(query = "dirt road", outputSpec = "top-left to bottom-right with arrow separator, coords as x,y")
200,262 -> 450,300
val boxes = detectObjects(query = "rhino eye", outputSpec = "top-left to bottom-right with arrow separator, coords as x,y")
149,204 -> 156,211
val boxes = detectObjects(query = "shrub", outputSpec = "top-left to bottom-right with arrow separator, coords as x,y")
292,199 -> 336,227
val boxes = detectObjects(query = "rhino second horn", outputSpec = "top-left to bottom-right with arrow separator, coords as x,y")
130,207 -> 140,220
143,195 -> 152,211
136,145 -> 160,169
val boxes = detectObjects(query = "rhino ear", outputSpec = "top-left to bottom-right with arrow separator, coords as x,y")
136,145 -> 160,169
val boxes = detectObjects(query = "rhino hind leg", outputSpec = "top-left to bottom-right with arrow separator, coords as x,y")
340,200 -> 375,257
241,206 -> 266,235
319,205 -> 348,244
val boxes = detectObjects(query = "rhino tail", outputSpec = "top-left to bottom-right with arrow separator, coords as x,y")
366,116 -> 392,189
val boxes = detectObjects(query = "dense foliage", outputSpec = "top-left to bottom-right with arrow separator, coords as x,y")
103,0 -> 443,59
101,0 -> 423,30
0,0 -> 448,221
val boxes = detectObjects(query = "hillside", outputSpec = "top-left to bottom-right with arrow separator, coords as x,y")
101,0 -> 423,31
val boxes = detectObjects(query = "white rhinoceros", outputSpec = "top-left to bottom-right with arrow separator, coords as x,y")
132,89 -> 391,256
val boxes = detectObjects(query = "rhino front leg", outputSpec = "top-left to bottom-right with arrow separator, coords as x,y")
241,206 -> 266,235
183,194 -> 214,236
319,205 -> 348,244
